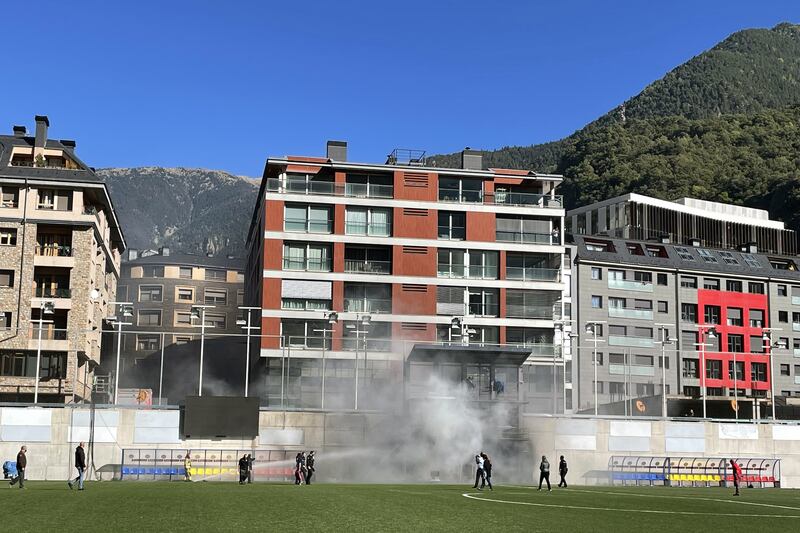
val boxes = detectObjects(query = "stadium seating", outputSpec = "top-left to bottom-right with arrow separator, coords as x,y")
608,456 -> 781,488
120,448 -> 298,481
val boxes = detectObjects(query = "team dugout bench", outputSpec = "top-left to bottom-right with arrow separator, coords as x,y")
608,456 -> 781,488
121,448 -> 297,481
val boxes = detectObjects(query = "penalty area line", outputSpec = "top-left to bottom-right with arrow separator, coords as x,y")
461,493 -> 800,518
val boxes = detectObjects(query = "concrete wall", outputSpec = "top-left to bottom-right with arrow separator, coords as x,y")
1,405 -> 799,487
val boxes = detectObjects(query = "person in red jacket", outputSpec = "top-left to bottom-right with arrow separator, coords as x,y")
730,459 -> 743,496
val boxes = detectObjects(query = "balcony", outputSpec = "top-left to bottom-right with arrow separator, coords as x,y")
266,178 -> 394,199
437,187 -> 563,209
437,264 -> 499,280
467,303 -> 499,317
343,298 -> 392,314
35,242 -> 73,257
438,188 -> 483,204
33,287 -> 71,299
495,231 -> 554,244
344,221 -> 391,237
609,364 -> 655,377
608,307 -> 654,320
505,305 -> 557,320
609,336 -> 654,348
344,259 -> 391,275
281,257 -> 332,272
284,217 -> 332,234
505,267 -> 560,282
607,279 -> 654,292
796,376 -> 800,385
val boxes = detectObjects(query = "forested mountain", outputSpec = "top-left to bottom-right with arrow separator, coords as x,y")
99,167 -> 258,257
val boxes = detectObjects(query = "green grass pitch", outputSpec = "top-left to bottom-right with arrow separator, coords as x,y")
4,481 -> 799,532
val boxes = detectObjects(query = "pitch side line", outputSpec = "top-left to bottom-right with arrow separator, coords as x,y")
462,493 -> 800,518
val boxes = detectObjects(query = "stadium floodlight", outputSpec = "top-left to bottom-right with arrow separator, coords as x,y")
238,306 -> 260,397
107,301 -> 134,405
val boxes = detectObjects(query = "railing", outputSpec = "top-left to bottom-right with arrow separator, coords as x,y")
506,343 -> 560,356
281,257 -> 332,271
283,218 -> 333,233
28,327 -> 68,341
344,222 -> 391,237
438,188 -> 483,204
33,287 -> 71,298
343,299 -> 392,313
35,242 -> 73,257
609,336 -> 654,348
489,191 -> 563,208
266,178 -> 394,199
437,264 -> 499,279
437,226 -> 466,240
608,279 -> 654,292
609,364 -> 655,377
495,231 -> 554,244
609,307 -> 654,320
505,267 -> 560,282
344,259 -> 391,275
505,305 -> 558,320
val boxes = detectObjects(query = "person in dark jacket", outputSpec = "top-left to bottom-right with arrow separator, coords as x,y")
558,455 -> 568,488
472,454 -> 486,490
9,446 -> 26,488
480,453 -> 493,491
69,442 -> 87,490
238,455 -> 249,484
538,455 -> 551,492
295,452 -> 306,485
305,451 -> 315,485
246,454 -> 254,484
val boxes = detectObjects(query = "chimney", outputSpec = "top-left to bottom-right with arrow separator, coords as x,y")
34,115 -> 49,149
740,242 -> 758,254
12,125 -> 26,137
326,140 -> 347,161
461,148 -> 483,170
128,249 -> 138,261
160,246 -> 170,257
60,139 -> 76,149
689,238 -> 701,247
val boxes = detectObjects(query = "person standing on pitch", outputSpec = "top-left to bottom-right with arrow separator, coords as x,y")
246,454 -> 254,484
295,452 -> 305,485
183,451 -> 192,482
305,451 -> 316,485
480,453 -> 493,491
68,442 -> 86,490
472,454 -> 486,490
538,455 -> 551,492
730,459 -> 743,496
9,446 -> 26,488
558,455 -> 568,488
238,455 -> 249,485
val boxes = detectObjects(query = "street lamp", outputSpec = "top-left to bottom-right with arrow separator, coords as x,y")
347,314 -> 371,410
554,320 -> 576,415
695,325 -> 718,419
33,301 -> 55,404
107,301 -> 133,405
584,321 -> 606,416
191,304 -> 216,396
654,325 -> 677,418
237,306 -> 261,397
762,329 -> 785,421
312,311 -> 338,410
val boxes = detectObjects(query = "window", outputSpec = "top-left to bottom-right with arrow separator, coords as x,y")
609,269 -> 625,281
726,280 -> 743,292
794,312 -> 800,326
438,176 -> 483,203
728,361 -> 744,381
346,283 -> 392,314
281,298 -> 331,311
0,186 -> 19,208
136,334 -> 160,351
591,295 -> 602,309
37,189 -> 72,211
633,327 -> 653,339
726,308 -> 743,326
749,335 -> 764,353
647,246 -> 668,258
706,359 -> 722,379
657,273 -> 668,286
609,353 -> 625,365
137,310 -> 162,326
779,311 -> 788,323
0,312 -> 11,330
703,278 -> 720,290
0,228 -> 17,246
285,203 -> 332,233
345,207 -> 391,236
658,355 -> 670,369
204,288 -> 227,305
778,285 -> 788,297
741,253 -> 761,268
752,362 -> 767,382
0,270 -> 14,288
657,301 -> 668,313
633,271 -> 652,283
719,251 -> 738,265
682,359 -> 698,378
1,350 -> 65,378
204,314 -> 226,328
281,319 -> 329,349
179,267 -> 193,279
438,249 -> 498,279
635,355 -> 654,366
681,303 -> 697,323
591,267 -> 602,280
283,242 -> 332,272
175,311 -> 192,326
174,336 -> 193,345
749,309 -> 764,328
707,387 -> 724,397
704,305 -> 721,325
438,211 -> 466,240
781,364 -> 790,376
698,249 -> 718,263
749,282 -> 765,294
680,276 -> 697,288
674,247 -> 695,261
176,287 -> 194,302
138,285 -> 163,302
727,334 -> 744,353
626,243 -> 644,256
204,269 -> 226,281
593,352 -> 604,365
634,299 -> 652,310
683,386 -> 700,397
237,290 -> 244,306
142,265 -> 164,278
468,288 -> 499,316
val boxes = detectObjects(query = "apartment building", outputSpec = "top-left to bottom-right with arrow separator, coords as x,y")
572,235 -> 800,416
116,249 -> 244,373
246,142 -> 566,410
0,116 -> 125,402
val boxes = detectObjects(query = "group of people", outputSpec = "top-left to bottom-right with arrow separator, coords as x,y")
294,451 -> 315,485
238,454 -> 255,484
472,452 -> 493,491
537,455 -> 568,492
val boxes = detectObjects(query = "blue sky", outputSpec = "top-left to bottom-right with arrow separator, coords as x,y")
1,1 -> 798,176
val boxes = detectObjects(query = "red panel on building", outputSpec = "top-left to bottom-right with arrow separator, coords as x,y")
466,212 -> 496,242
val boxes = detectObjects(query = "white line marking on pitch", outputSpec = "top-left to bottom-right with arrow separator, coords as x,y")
462,493 -> 800,518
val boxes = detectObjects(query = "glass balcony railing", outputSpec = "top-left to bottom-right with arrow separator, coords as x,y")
267,178 -> 394,199
33,287 -> 71,298
344,222 -> 391,237
495,231 -> 554,244
281,257 -> 332,272
343,299 -> 392,314
437,264 -> 499,279
283,218 -> 333,233
438,188 -> 483,204
609,364 -> 655,377
608,307 -> 654,320
344,259 -> 391,275
505,305 -> 558,320
793,348 -> 800,357
467,303 -> 500,317
505,267 -> 560,282
607,279 -> 654,292
438,187 -> 564,208
608,335 -> 654,348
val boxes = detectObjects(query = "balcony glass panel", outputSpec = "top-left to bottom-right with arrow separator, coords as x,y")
609,364 -> 655,377
608,308 -> 654,320
344,259 -> 391,275
505,267 -> 560,281
607,279 -> 654,292
608,335 -> 654,348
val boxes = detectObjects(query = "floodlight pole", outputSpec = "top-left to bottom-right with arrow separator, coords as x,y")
655,324 -> 675,419
158,332 -> 165,406
191,304 -> 215,397
238,306 -> 261,397
584,321 -> 605,416
33,300 -> 54,405
314,311 -> 338,410
108,301 -> 133,405
762,328 -> 781,421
